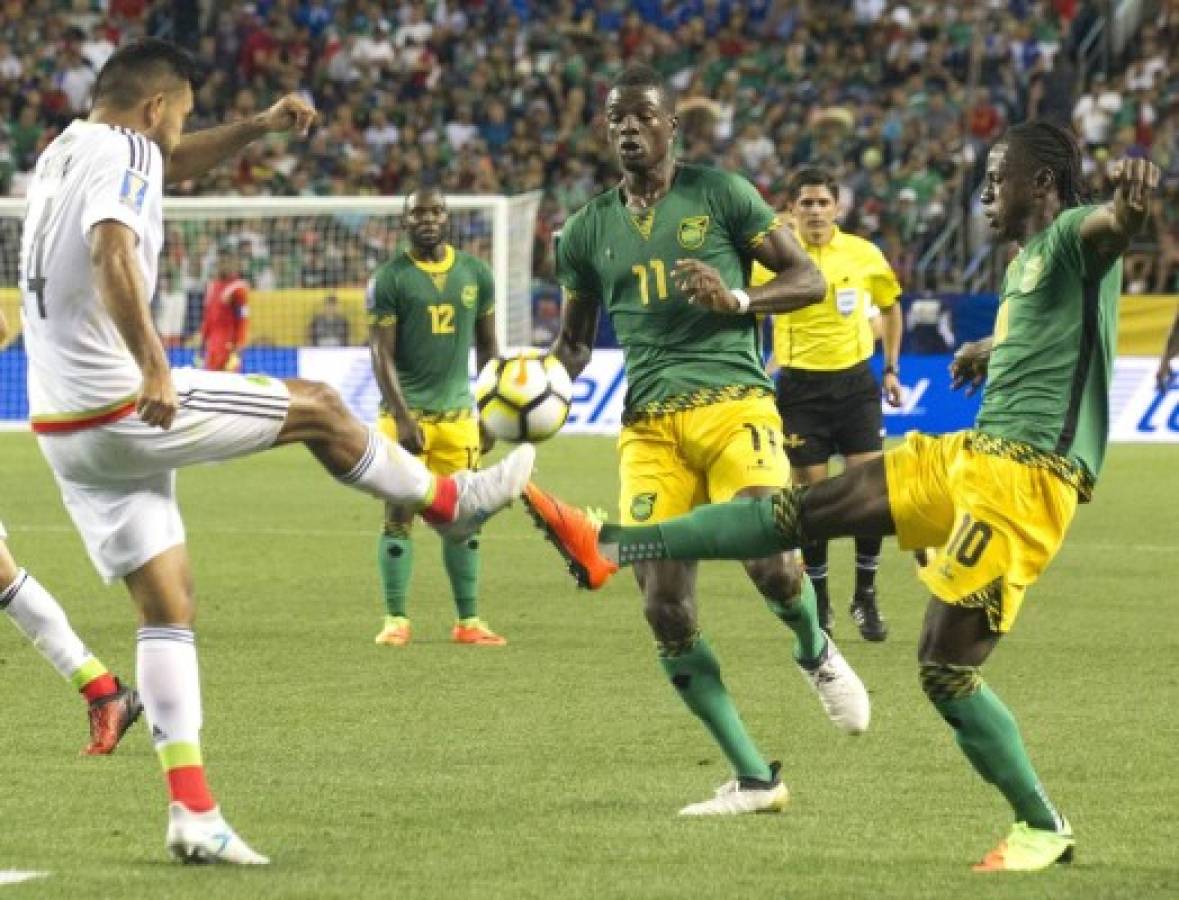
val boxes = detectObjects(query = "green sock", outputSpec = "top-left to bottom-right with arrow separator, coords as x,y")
764,574 -> 827,663
443,535 -> 480,621
600,490 -> 802,566
659,635 -> 772,781
377,532 -> 414,618
927,670 -> 1063,831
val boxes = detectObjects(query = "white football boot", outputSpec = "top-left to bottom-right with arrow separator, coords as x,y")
678,762 -> 789,816
434,443 -> 536,540
165,803 -> 270,865
797,637 -> 870,735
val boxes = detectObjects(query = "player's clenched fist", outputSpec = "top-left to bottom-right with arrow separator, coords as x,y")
258,94 -> 317,137
137,369 -> 178,430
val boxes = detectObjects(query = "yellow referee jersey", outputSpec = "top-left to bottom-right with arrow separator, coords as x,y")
752,225 -> 901,371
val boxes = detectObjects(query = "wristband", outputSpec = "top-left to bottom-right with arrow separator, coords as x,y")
731,288 -> 752,313
883,364 -> 899,377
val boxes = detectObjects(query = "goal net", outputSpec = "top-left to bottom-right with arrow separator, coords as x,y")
0,193 -> 542,426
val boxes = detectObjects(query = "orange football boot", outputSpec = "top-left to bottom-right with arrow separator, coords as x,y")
451,618 -> 507,646
521,482 -> 618,590
84,679 -> 143,755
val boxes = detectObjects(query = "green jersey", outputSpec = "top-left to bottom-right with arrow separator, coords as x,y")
367,245 -> 494,413
557,164 -> 779,418
976,205 -> 1122,492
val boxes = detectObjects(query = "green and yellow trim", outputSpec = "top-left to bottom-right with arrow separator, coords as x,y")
68,657 -> 108,691
410,244 -> 456,275
157,741 -> 203,771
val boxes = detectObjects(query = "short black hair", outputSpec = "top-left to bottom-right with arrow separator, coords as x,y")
1002,120 -> 1086,207
404,184 -> 446,209
611,64 -> 674,111
93,38 -> 201,109
786,167 -> 840,202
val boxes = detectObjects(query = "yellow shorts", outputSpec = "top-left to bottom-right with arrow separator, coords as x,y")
377,411 -> 480,476
619,396 -> 790,525
884,430 -> 1078,633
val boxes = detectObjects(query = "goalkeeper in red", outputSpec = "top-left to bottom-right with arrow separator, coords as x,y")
526,121 -> 1159,870
368,187 -> 505,647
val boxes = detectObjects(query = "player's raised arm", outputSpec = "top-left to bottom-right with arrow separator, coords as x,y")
165,94 -> 316,184
90,221 -> 177,428
1078,157 -> 1161,271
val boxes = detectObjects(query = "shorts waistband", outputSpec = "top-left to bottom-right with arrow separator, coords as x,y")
622,384 -> 773,426
778,360 -> 873,382
965,430 -> 1095,501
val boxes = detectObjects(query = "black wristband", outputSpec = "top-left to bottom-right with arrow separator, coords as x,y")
883,364 -> 899,377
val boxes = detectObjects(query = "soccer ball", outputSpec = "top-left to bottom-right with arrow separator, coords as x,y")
475,351 -> 573,442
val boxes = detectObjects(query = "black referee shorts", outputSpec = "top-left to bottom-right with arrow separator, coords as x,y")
775,361 -> 884,468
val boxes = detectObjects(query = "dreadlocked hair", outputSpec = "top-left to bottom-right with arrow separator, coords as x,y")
1004,120 -> 1087,208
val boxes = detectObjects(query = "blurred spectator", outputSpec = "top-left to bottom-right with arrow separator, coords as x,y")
0,0 -> 1170,299
906,296 -> 956,354
308,293 -> 351,347
531,292 -> 561,347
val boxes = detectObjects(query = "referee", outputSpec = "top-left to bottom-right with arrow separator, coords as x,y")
754,167 -> 904,641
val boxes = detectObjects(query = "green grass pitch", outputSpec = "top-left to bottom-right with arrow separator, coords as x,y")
1,433 -> 1177,899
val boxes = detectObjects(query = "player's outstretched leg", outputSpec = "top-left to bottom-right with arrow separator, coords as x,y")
0,540 -> 142,755
919,600 -> 1072,872
524,460 -> 895,588
128,547 -> 269,866
278,380 -> 533,538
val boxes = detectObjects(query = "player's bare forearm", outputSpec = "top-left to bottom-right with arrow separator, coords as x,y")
368,324 -> 413,423
166,119 -> 268,184
474,314 -> 499,373
747,227 -> 825,313
1080,158 -> 1161,267
1164,313 -> 1179,362
166,95 -> 317,184
91,223 -> 169,379
552,291 -> 598,378
882,303 -> 903,369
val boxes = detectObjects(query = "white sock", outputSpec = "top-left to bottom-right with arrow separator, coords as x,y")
339,429 -> 435,506
1,570 -> 94,680
137,626 -> 202,748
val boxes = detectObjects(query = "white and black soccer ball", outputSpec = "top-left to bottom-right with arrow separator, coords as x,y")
475,351 -> 573,442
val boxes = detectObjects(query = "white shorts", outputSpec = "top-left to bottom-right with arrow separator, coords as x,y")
37,368 -> 290,581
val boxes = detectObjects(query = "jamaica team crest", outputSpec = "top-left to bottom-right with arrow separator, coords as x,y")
630,492 -> 657,522
677,215 -> 710,250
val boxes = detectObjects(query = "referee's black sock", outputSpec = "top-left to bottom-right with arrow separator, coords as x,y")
854,536 -> 882,594
803,538 -> 829,605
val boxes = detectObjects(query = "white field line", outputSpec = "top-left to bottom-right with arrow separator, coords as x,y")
0,871 -> 49,886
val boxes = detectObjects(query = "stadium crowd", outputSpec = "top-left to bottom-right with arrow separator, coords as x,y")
0,1 -> 1176,304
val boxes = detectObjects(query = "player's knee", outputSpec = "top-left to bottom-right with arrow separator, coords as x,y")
744,554 -> 803,601
918,661 -> 982,725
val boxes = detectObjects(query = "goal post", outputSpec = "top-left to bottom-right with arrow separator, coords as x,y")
0,193 -> 542,426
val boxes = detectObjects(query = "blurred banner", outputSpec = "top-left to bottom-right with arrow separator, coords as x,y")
2,350 -> 1176,443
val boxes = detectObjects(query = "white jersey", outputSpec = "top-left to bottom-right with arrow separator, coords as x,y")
19,120 -> 164,431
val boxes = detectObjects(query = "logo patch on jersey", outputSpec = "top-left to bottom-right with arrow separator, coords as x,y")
461,284 -> 478,308
630,492 -> 657,522
1018,254 -> 1044,293
677,216 -> 710,250
119,170 -> 148,213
